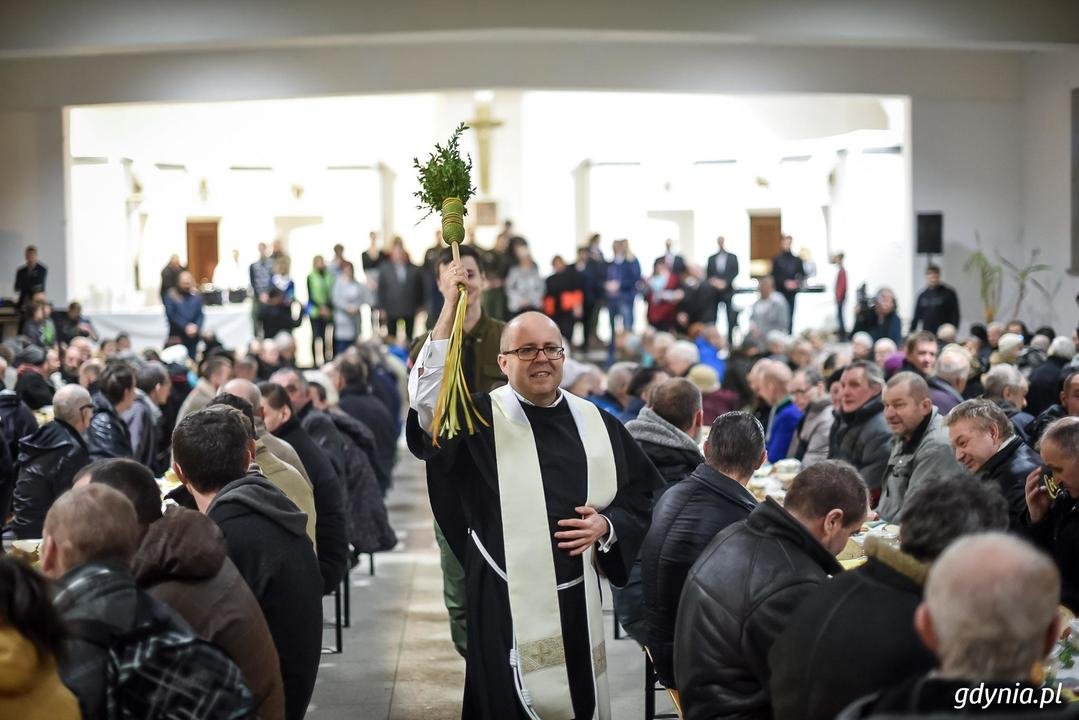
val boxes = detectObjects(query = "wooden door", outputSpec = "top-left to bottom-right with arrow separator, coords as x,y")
750,214 -> 782,277
186,220 -> 219,286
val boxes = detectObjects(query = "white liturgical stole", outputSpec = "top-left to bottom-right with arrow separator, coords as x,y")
488,384 -> 617,720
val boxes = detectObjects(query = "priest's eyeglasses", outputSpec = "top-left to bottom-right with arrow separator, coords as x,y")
500,345 -> 565,361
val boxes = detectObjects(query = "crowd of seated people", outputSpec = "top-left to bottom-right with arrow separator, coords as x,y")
5,234 -> 1079,719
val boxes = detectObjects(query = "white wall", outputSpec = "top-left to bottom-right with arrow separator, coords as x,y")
1021,49 -> 1079,330
0,110 -> 67,303
4,36 -> 1075,330
910,98 -> 1024,329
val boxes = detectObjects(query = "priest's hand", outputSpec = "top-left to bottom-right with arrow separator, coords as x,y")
555,506 -> 609,557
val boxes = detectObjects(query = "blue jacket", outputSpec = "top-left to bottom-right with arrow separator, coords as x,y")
766,397 -> 803,463
605,257 -> 641,301
164,291 -> 204,337
695,337 -> 726,382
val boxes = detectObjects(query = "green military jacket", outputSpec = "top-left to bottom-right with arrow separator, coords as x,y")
409,312 -> 507,394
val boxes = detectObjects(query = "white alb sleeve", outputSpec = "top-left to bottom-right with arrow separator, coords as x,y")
407,337 -> 450,434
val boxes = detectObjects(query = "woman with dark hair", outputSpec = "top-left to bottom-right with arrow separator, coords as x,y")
0,557 -> 80,719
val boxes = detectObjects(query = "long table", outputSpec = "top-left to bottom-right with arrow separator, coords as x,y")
89,303 -> 254,353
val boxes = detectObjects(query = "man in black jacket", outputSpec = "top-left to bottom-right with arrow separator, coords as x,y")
770,471 -> 1008,720
11,384 -> 93,538
614,377 -> 704,645
172,406 -> 322,720
259,382 -> 349,596
946,398 -> 1041,527
674,460 -> 866,720
829,360 -> 892,500
1020,416 -> 1079,610
705,235 -> 740,339
908,264 -> 960,334
42,483 -> 254,720
13,244 -> 47,311
13,344 -> 55,410
334,356 -> 397,489
641,410 -> 764,687
1028,337 -> 1076,417
86,361 -> 136,461
1029,369 -> 1079,445
271,367 -> 352,475
770,234 -> 804,333
377,242 -> 424,340
838,534 -> 1073,719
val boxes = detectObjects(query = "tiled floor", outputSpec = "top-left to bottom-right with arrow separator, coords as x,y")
307,446 -> 680,720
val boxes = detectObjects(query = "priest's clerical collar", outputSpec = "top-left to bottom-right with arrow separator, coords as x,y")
512,387 -> 565,408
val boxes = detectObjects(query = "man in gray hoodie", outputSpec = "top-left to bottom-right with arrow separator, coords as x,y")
172,405 -> 322,720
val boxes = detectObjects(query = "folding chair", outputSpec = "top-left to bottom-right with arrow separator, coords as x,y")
644,647 -> 683,720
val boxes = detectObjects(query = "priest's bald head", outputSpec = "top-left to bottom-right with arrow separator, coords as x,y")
497,311 -> 566,406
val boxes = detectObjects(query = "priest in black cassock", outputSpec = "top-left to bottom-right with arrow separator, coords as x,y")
407,263 -> 663,720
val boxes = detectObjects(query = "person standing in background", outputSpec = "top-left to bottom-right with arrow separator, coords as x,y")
544,255 -> 585,343
421,231 -> 445,328
574,245 -> 605,351
909,264 -> 961,334
480,231 -> 511,321
504,241 -> 545,317
213,249 -> 247,298
14,246 -> 47,319
306,256 -> 334,366
771,234 -> 805,333
605,238 -> 642,362
329,243 -> 348,277
164,272 -> 204,359
249,243 -> 273,337
332,262 -> 370,356
362,231 -> 387,336
833,252 -> 848,340
377,240 -> 424,342
706,236 -> 740,341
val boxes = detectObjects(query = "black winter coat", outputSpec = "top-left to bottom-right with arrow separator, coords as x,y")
86,392 -> 133,461
769,541 -> 934,720
14,370 -> 54,410
674,498 -> 842,720
641,463 -> 757,687
339,384 -> 397,489
326,409 -> 397,553
1029,403 -> 1068,446
829,396 -> 892,490
11,420 -> 89,539
272,413 -> 349,594
1020,494 -> 1079,611
1028,356 -> 1070,417
979,435 -> 1041,529
207,473 -> 323,720
0,390 -> 37,458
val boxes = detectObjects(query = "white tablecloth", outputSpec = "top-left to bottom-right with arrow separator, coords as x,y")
90,303 -> 254,353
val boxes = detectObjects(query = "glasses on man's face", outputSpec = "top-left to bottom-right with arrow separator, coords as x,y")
500,345 -> 565,361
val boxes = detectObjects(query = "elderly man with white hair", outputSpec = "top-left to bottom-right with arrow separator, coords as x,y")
982,363 -> 1035,442
664,339 -> 700,378
872,337 -> 897,369
1029,336 -> 1077,416
838,533 -> 1068,717
931,345 -> 970,411
850,331 -> 874,362
589,361 -> 636,417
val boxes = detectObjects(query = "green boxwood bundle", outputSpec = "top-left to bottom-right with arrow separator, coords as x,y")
413,123 -> 486,444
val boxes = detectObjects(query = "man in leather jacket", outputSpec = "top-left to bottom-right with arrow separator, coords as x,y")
829,360 -> 892,502
86,361 -> 136,461
641,410 -> 765,687
674,461 -> 867,720
11,384 -> 93,538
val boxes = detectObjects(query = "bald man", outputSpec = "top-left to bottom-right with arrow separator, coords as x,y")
756,359 -> 802,463
839,533 -> 1066,717
408,276 -> 662,720
222,377 -> 309,484
11,384 -> 93,538
876,372 -> 962,522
